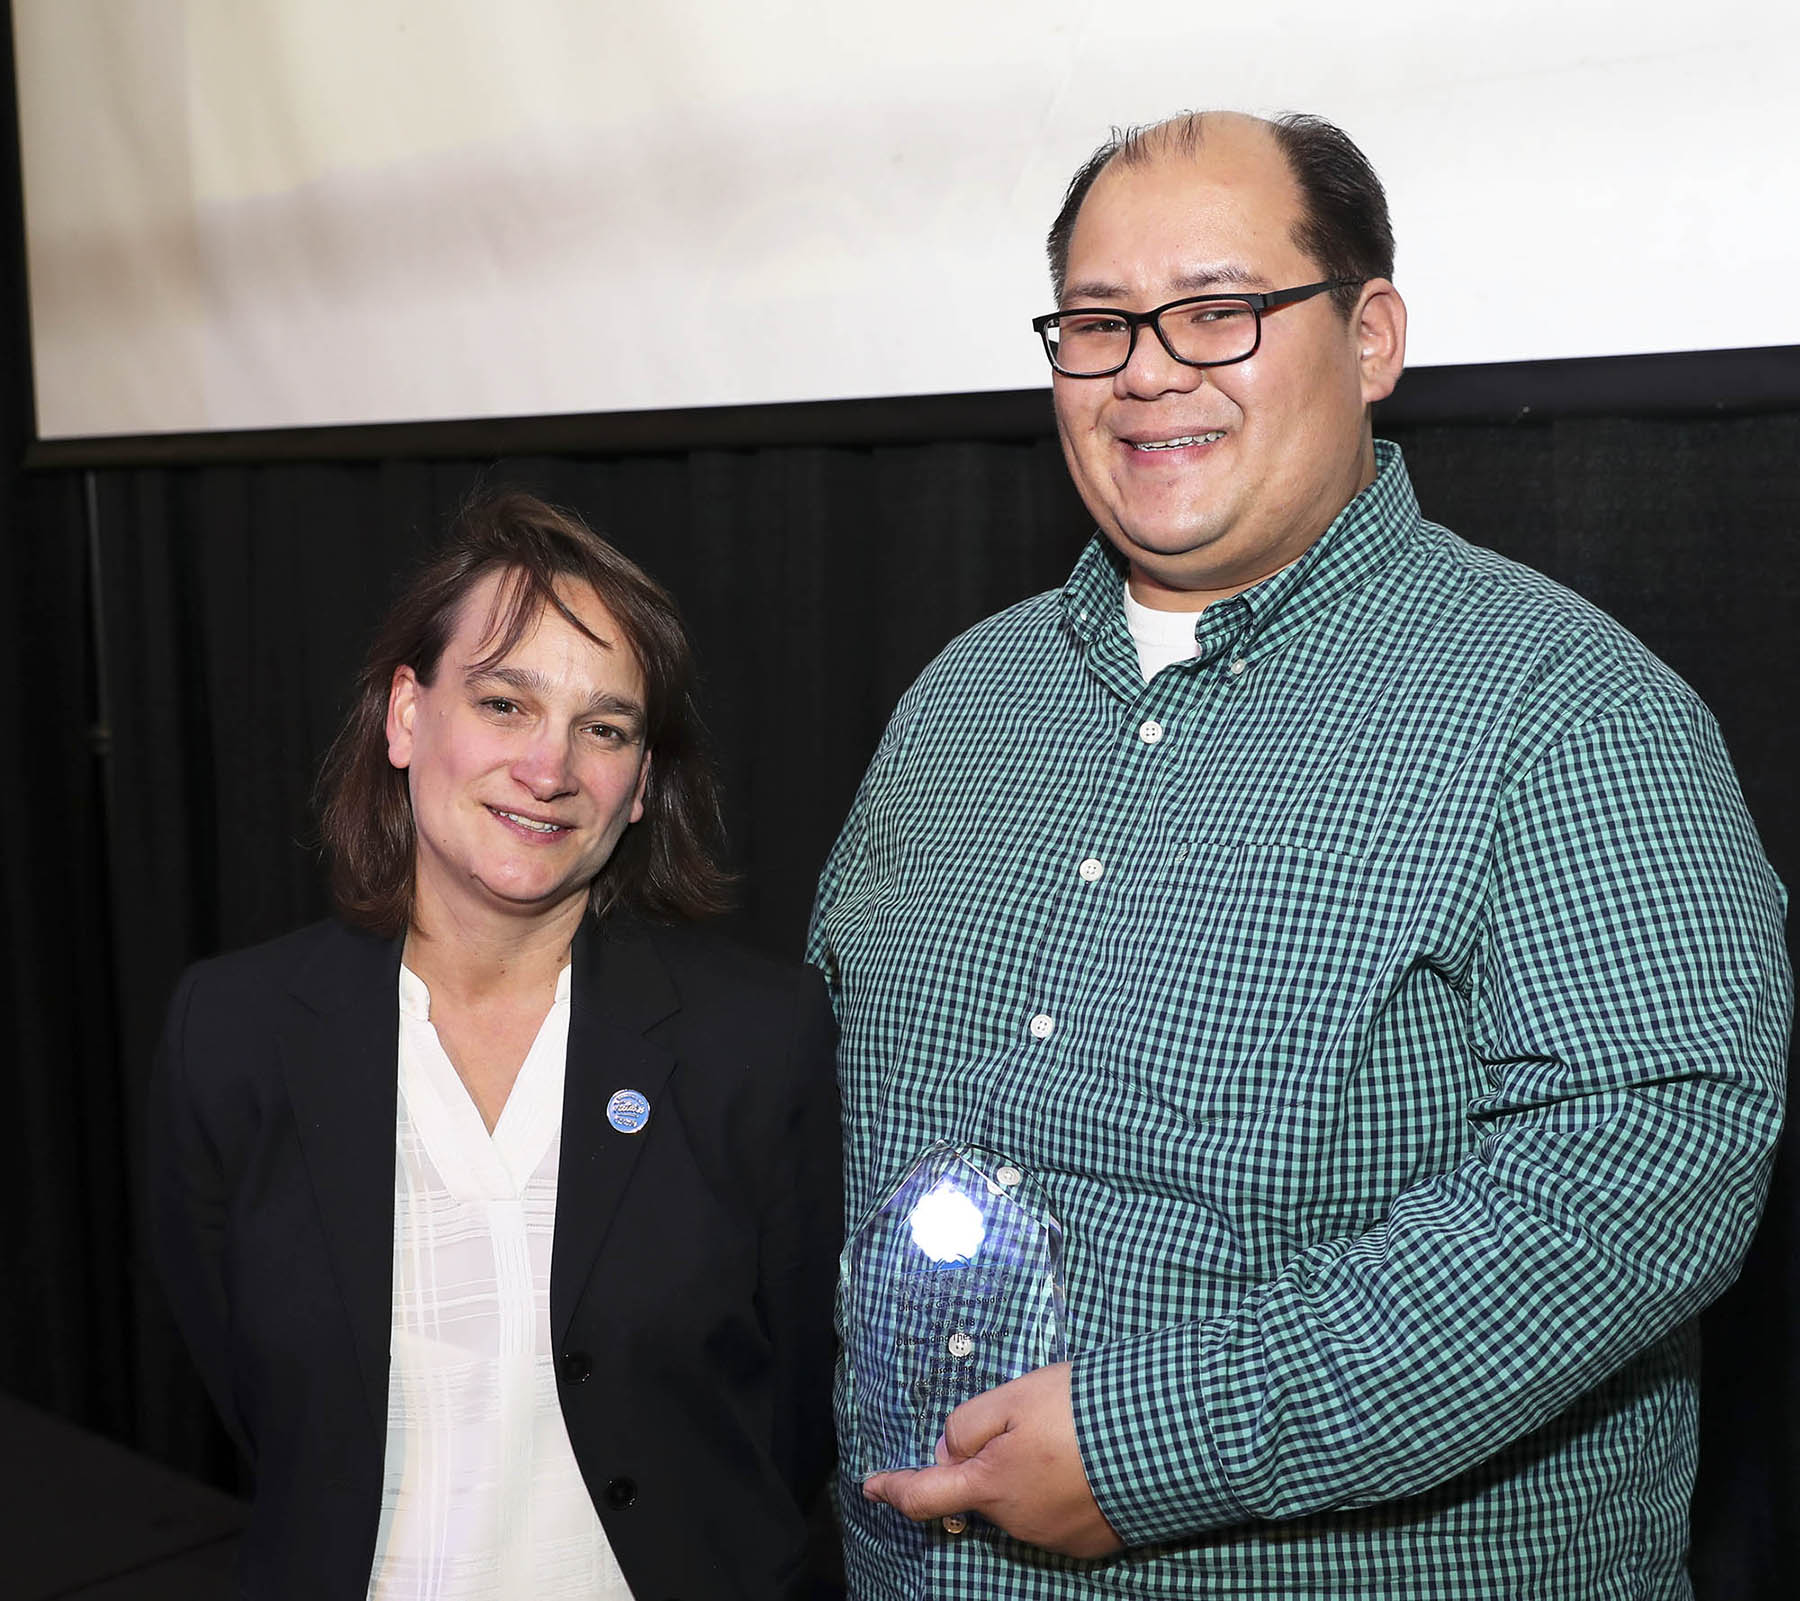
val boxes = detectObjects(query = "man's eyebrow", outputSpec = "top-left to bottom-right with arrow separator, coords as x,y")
465,664 -> 645,723
1062,263 -> 1273,304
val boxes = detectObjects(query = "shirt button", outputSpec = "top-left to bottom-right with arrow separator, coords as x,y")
947,1331 -> 975,1358
1029,1013 -> 1054,1040
1228,657 -> 1247,675
995,1165 -> 1022,1189
603,1476 -> 637,1509
1138,719 -> 1163,744
1078,857 -> 1104,882
942,1514 -> 969,1535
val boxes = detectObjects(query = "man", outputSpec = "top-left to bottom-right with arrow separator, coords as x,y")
809,111 -> 1789,1598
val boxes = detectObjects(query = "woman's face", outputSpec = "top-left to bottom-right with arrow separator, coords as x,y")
385,570 -> 650,934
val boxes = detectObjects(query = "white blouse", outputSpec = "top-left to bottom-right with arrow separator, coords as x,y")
365,964 -> 634,1600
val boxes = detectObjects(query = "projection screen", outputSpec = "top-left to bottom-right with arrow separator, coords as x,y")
12,0 -> 1800,443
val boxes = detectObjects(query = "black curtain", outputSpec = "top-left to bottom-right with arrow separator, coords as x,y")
67,417 -> 1796,1598
15,407 -> 1800,1601
0,6 -> 135,1460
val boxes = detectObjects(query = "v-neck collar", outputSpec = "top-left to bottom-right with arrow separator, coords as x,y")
397,962 -> 573,1196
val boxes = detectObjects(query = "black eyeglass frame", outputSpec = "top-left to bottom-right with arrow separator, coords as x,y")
1031,277 -> 1366,377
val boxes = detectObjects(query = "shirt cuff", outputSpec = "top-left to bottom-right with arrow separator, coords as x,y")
1070,1323 -> 1247,1546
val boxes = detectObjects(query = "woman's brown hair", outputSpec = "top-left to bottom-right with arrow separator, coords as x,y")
317,490 -> 732,935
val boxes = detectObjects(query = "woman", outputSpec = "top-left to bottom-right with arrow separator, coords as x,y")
149,492 -> 841,1600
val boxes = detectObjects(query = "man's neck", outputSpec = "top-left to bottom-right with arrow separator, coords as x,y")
1127,555 -> 1300,613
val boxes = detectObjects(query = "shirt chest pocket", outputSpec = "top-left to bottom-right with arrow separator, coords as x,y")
1091,842 -> 1404,1124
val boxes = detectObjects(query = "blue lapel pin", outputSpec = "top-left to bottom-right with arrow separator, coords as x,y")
606,1088 -> 651,1134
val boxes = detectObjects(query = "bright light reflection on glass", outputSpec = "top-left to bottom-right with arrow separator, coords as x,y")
907,1179 -> 987,1264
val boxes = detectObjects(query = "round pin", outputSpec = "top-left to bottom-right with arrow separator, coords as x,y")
606,1089 -> 651,1134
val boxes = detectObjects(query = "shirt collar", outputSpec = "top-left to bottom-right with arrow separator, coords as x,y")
1060,438 -> 1422,660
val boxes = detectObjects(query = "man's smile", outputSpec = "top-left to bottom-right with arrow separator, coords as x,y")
1128,431 -> 1226,451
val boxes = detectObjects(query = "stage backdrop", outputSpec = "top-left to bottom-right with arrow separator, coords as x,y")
12,0 -> 1800,441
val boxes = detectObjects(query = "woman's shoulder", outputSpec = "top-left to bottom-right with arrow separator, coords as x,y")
600,920 -> 839,1163
596,915 -> 823,1007
166,918 -> 397,1038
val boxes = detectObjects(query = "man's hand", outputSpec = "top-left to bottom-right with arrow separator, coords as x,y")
861,1361 -> 1125,1559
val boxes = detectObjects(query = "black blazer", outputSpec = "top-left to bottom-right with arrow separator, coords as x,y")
149,915 -> 842,1600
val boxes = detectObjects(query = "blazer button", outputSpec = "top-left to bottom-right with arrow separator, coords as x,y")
559,1350 -> 592,1384
604,1476 -> 638,1509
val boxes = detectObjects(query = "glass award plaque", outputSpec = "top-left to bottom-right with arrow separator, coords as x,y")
842,1141 -> 1067,1477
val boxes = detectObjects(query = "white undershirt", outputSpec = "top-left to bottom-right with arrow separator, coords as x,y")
1122,582 -> 1207,681
366,964 -> 634,1601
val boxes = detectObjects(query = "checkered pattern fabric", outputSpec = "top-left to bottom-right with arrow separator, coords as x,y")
808,443 -> 1790,1599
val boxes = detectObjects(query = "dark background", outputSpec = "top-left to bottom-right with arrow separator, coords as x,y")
4,14 -> 1794,1591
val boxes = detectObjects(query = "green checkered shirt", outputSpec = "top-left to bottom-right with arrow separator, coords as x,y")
808,443 -> 1789,1599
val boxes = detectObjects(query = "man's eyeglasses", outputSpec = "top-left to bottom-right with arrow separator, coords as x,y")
1032,278 -> 1364,378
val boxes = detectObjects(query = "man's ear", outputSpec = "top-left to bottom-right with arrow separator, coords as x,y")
386,666 -> 420,771
1354,280 -> 1407,406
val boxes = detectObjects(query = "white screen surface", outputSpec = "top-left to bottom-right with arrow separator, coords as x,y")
14,0 -> 1799,440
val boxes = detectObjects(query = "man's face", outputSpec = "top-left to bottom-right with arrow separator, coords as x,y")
386,570 -> 650,934
1052,118 -> 1403,603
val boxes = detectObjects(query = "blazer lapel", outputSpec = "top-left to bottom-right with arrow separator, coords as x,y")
551,918 -> 680,1347
276,924 -> 404,1443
